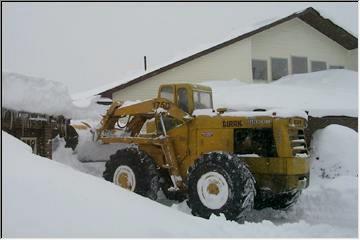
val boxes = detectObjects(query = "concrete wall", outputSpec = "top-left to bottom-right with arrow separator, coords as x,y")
113,38 -> 252,101
251,18 -> 356,82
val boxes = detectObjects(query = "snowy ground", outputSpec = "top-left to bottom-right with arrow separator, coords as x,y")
2,70 -> 358,237
3,124 -> 357,237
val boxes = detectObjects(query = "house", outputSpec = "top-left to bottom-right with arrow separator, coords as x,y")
99,7 -> 358,102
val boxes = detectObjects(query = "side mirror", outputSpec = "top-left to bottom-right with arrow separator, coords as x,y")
216,107 -> 228,114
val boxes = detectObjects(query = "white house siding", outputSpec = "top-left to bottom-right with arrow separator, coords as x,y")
347,49 -> 358,71
113,18 -> 357,101
251,18 -> 356,82
113,38 -> 252,101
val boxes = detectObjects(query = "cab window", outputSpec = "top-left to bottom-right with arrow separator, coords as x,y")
177,88 -> 189,113
160,86 -> 174,102
193,91 -> 212,109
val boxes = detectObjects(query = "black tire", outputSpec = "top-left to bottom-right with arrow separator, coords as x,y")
254,189 -> 301,210
187,152 -> 256,221
103,148 -> 160,200
159,170 -> 187,202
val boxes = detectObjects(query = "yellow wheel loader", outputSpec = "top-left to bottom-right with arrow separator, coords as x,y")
97,83 -> 309,221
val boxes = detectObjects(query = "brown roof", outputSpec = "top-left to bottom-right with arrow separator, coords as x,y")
100,7 -> 358,98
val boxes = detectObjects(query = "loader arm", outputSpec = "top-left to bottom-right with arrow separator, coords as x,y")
96,98 -> 192,190
97,98 -> 192,138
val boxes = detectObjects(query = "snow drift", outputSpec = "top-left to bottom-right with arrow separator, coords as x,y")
3,129 -> 357,237
203,69 -> 358,117
2,72 -> 107,119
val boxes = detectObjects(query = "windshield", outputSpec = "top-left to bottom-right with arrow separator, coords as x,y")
193,91 -> 213,109
159,86 -> 174,102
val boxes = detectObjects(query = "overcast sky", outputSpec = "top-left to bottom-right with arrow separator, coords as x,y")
2,2 -> 358,94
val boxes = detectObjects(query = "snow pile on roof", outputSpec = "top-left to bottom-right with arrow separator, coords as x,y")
2,72 -> 107,119
3,131 -> 356,237
203,69 -> 358,117
310,124 -> 358,178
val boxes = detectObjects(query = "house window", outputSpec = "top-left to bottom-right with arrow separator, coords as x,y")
252,59 -> 268,81
159,86 -> 174,102
329,65 -> 344,69
271,58 -> 288,81
311,61 -> 327,72
291,56 -> 308,74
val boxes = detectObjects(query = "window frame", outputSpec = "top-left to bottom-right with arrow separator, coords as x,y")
252,59 -> 268,81
177,87 -> 189,113
291,56 -> 308,74
271,57 -> 289,81
311,60 -> 327,72
329,65 -> 345,69
193,90 -> 213,110
159,85 -> 175,102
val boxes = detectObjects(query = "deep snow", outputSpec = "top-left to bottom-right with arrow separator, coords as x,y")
2,69 -> 358,237
202,69 -> 358,117
3,123 -> 357,237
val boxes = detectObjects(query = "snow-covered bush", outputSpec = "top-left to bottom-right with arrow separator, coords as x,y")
310,124 -> 358,179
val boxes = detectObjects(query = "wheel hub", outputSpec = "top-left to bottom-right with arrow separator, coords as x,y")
113,165 -> 136,191
207,183 -> 220,195
197,171 -> 229,210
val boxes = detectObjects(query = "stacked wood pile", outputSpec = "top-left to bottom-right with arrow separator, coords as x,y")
2,108 -> 75,159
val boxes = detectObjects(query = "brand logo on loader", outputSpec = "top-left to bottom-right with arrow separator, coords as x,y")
222,120 -> 243,128
249,119 -> 272,125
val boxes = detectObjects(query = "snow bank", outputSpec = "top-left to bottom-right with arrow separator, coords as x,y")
242,124 -> 358,231
3,131 -> 356,237
2,72 -> 107,119
310,124 -> 358,178
203,69 -> 358,117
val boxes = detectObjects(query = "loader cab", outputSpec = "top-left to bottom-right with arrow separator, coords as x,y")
158,83 -> 213,115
